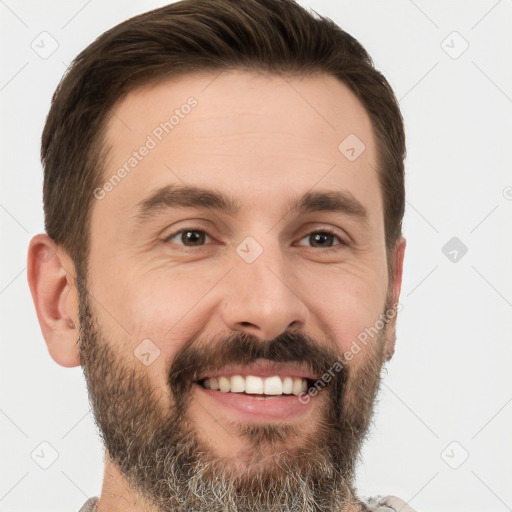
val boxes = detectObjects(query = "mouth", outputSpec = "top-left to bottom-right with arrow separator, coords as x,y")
193,362 -> 324,421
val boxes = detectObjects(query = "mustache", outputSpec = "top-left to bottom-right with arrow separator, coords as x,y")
168,330 -> 345,400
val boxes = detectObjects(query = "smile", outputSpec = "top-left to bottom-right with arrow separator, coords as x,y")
192,361 -> 324,421
199,375 -> 311,396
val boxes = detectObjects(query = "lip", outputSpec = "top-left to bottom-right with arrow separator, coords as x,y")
196,360 -> 318,380
194,382 -> 321,422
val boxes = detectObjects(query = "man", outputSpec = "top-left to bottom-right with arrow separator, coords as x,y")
27,0 -> 410,510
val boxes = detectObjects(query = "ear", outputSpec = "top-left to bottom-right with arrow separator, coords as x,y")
27,234 -> 80,367
384,236 -> 406,360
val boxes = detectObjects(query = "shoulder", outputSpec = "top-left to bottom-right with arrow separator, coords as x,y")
365,495 -> 417,511
78,497 -> 99,512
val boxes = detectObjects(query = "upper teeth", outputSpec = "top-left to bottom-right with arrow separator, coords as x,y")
202,375 -> 308,395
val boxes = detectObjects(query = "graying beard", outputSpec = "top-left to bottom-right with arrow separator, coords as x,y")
126,431 -> 358,512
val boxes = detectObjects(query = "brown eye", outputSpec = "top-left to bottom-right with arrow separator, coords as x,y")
165,229 -> 212,246
297,230 -> 344,249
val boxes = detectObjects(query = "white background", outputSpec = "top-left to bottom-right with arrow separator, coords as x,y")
1,1 -> 511,511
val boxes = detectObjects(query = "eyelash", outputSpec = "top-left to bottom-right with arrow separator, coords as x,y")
163,227 -> 347,251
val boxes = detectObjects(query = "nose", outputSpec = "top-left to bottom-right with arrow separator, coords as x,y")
220,248 -> 309,341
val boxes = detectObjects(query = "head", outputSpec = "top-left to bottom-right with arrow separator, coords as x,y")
28,1 -> 406,511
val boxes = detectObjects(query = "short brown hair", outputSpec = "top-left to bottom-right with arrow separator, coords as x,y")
42,0 -> 405,277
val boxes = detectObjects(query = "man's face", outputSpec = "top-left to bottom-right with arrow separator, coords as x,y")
78,71 -> 402,510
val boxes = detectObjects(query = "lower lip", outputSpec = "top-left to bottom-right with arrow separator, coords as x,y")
194,383 -> 317,422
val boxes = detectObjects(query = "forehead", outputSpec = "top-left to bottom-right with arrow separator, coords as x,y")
96,70 -> 381,226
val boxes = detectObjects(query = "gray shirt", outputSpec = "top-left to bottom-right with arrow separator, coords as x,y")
78,495 -> 417,511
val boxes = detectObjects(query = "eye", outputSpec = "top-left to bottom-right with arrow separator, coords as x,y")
164,228 -> 214,247
163,228 -> 345,250
296,230 -> 345,249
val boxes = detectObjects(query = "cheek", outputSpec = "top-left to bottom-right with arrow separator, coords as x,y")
99,265 -> 222,368
90,246 -> 215,328
299,260 -> 388,355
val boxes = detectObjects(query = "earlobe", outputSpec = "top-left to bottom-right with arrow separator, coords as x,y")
27,234 -> 81,368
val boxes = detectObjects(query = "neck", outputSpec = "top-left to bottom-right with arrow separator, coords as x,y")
96,455 -> 156,512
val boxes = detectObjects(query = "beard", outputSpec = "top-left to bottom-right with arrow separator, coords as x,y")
77,279 -> 390,512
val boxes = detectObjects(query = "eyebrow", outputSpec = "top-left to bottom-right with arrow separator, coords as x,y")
135,184 -> 368,224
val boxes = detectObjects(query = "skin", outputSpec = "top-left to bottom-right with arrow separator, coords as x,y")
28,71 -> 406,511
